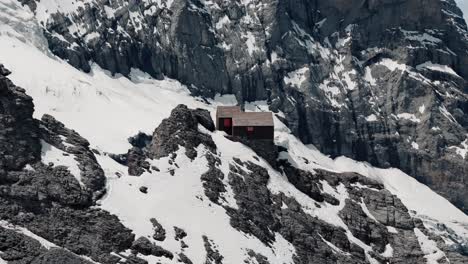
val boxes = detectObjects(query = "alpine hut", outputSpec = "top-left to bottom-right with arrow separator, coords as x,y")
216,106 -> 274,140
216,106 -> 241,135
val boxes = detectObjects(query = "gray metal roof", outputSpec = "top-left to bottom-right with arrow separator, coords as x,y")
232,112 -> 273,127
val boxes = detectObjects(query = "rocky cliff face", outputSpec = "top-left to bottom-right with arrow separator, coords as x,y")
1,60 -> 467,263
18,0 -> 468,213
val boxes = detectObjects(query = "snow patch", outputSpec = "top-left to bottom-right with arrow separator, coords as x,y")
397,113 -> 421,123
284,67 -> 309,88
401,29 -> 442,46
448,135 -> 468,159
414,228 -> 448,264
377,59 -> 407,72
84,31 -> 100,43
215,15 -> 230,29
242,31 -> 258,55
35,0 -> 86,25
319,80 -> 343,108
320,235 -> 350,256
360,198 -> 378,222
364,67 -> 377,85
366,114 -> 378,122
416,61 -> 461,77
387,226 -> 398,234
41,140 -> 83,186
342,70 -> 357,91
439,105 -> 457,123
23,164 -> 35,171
380,244 -> 394,258
419,104 -> 426,114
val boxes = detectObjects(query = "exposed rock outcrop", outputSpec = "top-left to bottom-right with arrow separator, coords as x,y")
150,218 -> 166,242
147,105 -> 216,160
200,153 -> 226,204
174,226 -> 187,241
39,114 -> 106,201
131,236 -> 173,259
0,64 -> 40,173
121,104 -> 217,176
203,235 -> 224,264
0,226 -> 92,264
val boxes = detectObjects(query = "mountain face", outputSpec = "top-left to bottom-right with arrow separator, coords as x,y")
0,64 -> 467,263
0,0 -> 468,263
17,0 -> 468,213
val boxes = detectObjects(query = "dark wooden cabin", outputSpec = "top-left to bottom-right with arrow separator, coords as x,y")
216,106 -> 274,140
216,106 -> 241,135
232,112 -> 274,140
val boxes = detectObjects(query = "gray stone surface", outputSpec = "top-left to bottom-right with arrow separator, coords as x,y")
0,64 -> 40,173
150,218 -> 166,242
200,153 -> 226,204
178,253 -> 193,264
147,104 -> 216,160
131,236 -> 173,259
202,235 -> 224,264
39,114 -> 106,201
174,226 -> 187,241
0,226 -> 92,264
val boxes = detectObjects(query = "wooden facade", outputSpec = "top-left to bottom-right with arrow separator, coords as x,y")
216,106 -> 241,135
232,126 -> 274,140
216,106 -> 274,140
218,117 -> 233,135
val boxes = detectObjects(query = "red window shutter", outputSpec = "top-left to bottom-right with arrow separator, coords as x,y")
224,119 -> 231,127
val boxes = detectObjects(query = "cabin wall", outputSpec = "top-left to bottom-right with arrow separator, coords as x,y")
218,118 -> 233,135
233,126 -> 274,140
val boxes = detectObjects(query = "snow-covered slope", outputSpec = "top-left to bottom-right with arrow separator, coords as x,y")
20,0 -> 468,215
0,1 -> 467,264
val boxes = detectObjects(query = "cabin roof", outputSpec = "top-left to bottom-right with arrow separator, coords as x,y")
233,112 -> 274,127
216,106 -> 242,118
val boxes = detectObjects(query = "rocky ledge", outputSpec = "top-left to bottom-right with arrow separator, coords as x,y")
111,104 -> 216,176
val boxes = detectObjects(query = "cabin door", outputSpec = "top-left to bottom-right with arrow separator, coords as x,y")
246,126 -> 254,139
222,118 -> 233,135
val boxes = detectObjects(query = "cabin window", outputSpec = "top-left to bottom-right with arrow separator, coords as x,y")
223,119 -> 232,127
247,126 -> 254,133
